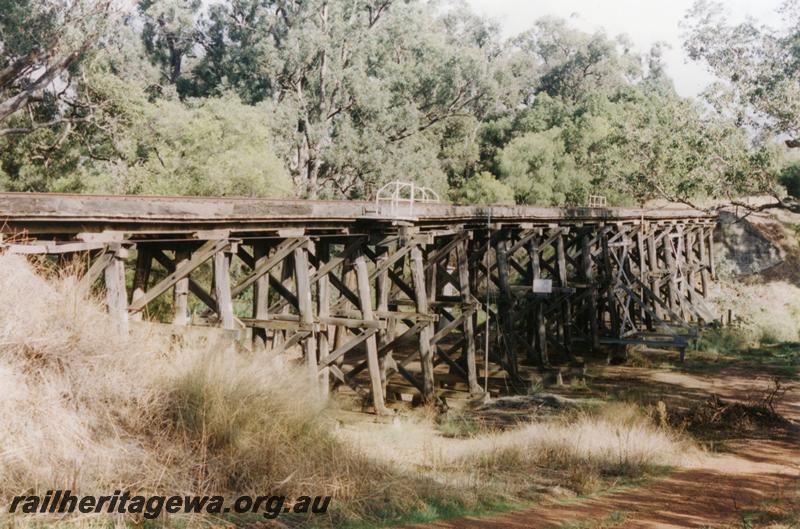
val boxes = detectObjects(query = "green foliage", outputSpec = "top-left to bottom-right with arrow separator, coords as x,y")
468,19 -> 777,207
178,0 -> 500,199
479,84 -> 760,206
497,129 -> 588,205
449,172 -> 514,205
0,0 -> 788,205
0,0 -> 113,123
684,0 -> 800,148
512,17 -> 642,103
138,0 -> 201,87
779,163 -> 800,198
1,69 -> 292,197
81,78 -> 292,196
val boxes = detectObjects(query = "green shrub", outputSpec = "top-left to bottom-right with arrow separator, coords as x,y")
779,162 -> 800,198
695,327 -> 751,355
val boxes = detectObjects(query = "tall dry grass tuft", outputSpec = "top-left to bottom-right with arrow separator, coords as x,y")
462,404 -> 697,493
157,346 -> 382,497
0,254 -> 412,526
0,254 -> 166,494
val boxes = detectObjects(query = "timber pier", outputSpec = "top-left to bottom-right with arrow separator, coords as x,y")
0,192 -> 717,412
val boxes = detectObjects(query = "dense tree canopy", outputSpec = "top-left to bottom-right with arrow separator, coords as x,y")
0,0 -> 793,204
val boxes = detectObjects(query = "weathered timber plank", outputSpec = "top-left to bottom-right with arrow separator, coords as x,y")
295,243 -> 318,386
173,250 -> 190,326
252,242 -> 269,350
317,328 -> 379,369
231,237 -> 306,298
79,250 -> 113,292
130,246 -> 152,322
317,241 -> 332,397
104,247 -> 128,333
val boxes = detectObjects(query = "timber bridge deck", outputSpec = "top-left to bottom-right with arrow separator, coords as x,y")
0,193 -> 717,412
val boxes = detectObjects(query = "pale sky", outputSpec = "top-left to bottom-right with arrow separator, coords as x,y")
465,0 -> 786,97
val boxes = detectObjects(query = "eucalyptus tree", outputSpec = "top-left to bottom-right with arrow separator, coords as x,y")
510,17 -> 642,104
0,0 -> 128,191
139,0 -> 202,88
684,0 -> 800,149
0,0 -> 114,126
184,0 -> 500,198
474,17 -> 771,207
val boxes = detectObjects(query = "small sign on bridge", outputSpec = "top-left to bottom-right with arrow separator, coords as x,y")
533,278 -> 553,294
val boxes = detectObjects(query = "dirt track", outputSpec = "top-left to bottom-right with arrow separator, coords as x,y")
401,368 -> 799,529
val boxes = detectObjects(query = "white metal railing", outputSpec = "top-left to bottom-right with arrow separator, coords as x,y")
587,195 -> 607,208
375,181 -> 441,217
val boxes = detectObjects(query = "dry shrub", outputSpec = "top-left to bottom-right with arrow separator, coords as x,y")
0,255 -> 166,495
669,392 -> 790,440
695,326 -> 750,356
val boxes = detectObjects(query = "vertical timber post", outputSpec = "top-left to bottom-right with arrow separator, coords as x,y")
663,229 -> 679,316
317,240 -> 331,398
556,231 -> 573,358
698,226 -> 710,298
528,235 -> 548,366
582,232 -> 599,349
601,228 -> 621,339
213,244 -> 235,330
456,238 -> 481,395
354,252 -> 391,415
252,242 -> 270,352
410,245 -> 436,404
495,235 -> 519,379
130,246 -> 151,322
676,226 -> 688,317
376,246 -> 392,399
105,244 -> 129,334
294,242 -> 318,389
636,227 -> 648,328
646,228 -> 661,320
685,228 -> 697,307
173,249 -> 190,326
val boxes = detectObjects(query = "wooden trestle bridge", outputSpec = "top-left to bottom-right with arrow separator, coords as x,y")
0,193 -> 718,413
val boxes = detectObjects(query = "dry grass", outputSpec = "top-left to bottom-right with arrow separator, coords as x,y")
338,402 -> 698,498
459,403 -> 697,494
0,254 -> 698,527
0,254 -> 406,527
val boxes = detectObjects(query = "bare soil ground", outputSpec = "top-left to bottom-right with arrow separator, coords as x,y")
398,366 -> 800,529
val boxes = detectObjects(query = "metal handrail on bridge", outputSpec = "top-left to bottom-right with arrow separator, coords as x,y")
375,181 -> 441,217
